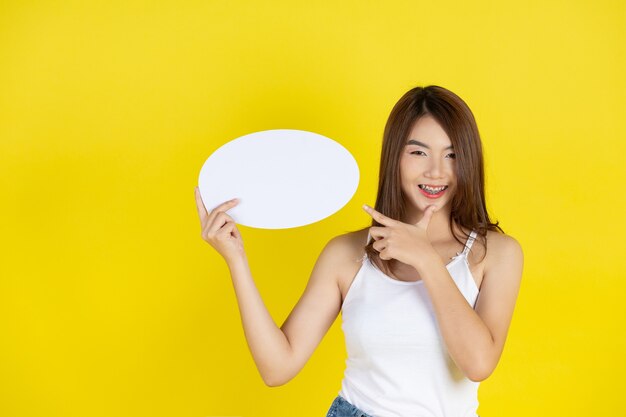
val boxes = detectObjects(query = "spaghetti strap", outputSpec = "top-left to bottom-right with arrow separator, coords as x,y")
461,230 -> 478,256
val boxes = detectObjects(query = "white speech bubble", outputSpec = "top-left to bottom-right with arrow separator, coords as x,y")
198,129 -> 360,229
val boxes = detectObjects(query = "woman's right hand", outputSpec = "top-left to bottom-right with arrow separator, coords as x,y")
194,186 -> 246,263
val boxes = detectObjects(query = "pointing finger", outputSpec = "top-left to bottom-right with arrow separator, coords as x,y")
362,204 -> 397,227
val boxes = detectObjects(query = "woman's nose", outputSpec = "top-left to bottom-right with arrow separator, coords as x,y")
425,159 -> 444,178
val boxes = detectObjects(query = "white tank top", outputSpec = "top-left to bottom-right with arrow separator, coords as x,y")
338,230 -> 481,417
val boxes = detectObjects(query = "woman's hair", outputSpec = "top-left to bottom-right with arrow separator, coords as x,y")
358,85 -> 503,275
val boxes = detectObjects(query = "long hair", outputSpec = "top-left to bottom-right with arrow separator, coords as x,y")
360,85 -> 503,276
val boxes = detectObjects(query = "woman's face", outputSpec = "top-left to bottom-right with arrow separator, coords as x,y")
399,115 -> 457,218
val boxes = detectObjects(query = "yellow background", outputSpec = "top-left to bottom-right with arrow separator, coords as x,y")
1,1 -> 624,416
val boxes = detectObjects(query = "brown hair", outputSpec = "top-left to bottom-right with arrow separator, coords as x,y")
358,85 -> 503,276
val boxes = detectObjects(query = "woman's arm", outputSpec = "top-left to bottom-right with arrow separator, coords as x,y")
416,233 -> 524,381
225,236 -> 346,387
360,204 -> 524,381
226,256 -> 293,386
195,188 -> 345,387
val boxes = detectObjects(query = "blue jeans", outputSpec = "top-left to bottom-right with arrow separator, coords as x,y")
325,395 -> 481,417
325,395 -> 374,417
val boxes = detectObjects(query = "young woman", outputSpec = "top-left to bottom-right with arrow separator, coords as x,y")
194,85 -> 524,417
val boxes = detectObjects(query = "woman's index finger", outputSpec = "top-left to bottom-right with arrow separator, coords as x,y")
204,196 -> 240,217
362,204 -> 395,226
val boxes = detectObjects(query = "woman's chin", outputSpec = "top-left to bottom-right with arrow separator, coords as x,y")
405,193 -> 451,216
418,199 -> 451,214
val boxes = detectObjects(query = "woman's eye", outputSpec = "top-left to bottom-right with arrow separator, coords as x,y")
410,150 -> 455,159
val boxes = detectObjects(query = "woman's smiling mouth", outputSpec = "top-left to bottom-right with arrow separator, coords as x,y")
418,184 -> 448,198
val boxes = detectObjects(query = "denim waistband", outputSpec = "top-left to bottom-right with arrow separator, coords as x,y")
326,395 -> 481,417
325,395 -> 374,417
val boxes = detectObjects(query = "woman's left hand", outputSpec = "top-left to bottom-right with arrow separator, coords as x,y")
362,204 -> 438,270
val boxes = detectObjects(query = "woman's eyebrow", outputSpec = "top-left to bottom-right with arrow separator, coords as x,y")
406,139 -> 454,150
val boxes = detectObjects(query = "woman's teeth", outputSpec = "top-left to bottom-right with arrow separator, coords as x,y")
418,185 -> 448,195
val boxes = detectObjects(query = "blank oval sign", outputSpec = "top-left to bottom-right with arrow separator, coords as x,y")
198,129 -> 360,229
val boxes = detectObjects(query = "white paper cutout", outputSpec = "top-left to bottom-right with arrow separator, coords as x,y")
198,129 -> 360,229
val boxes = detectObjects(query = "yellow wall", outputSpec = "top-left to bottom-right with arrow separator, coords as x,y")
1,1 -> 624,416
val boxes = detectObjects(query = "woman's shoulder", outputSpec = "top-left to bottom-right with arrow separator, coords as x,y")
483,229 -> 524,266
318,227 -> 370,281
325,228 -> 371,300
484,229 -> 522,250
327,227 -> 370,259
